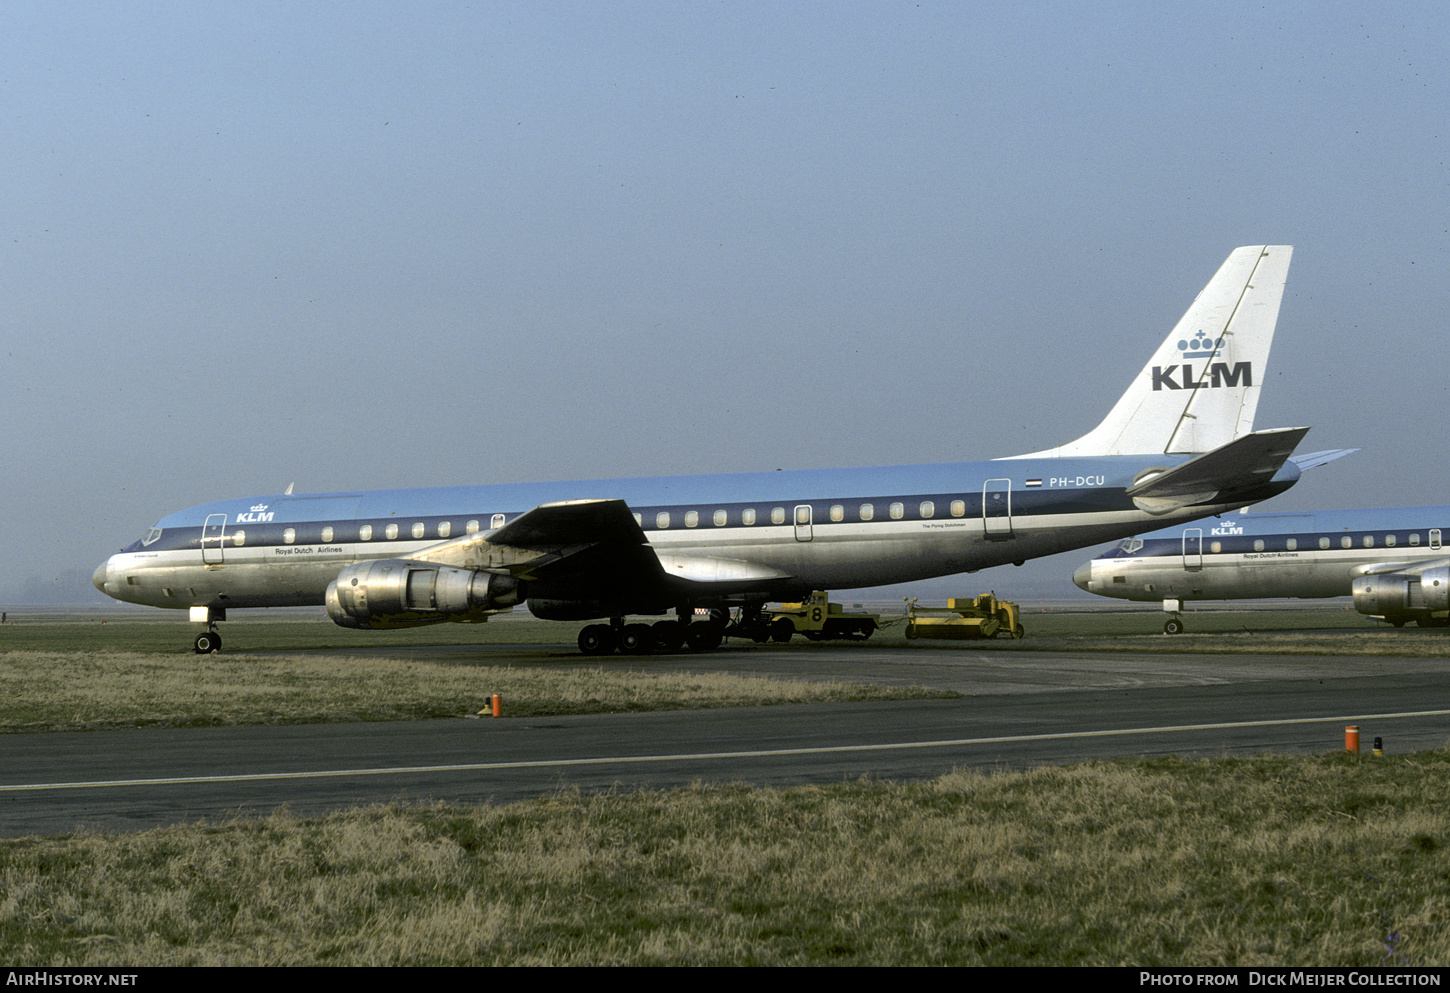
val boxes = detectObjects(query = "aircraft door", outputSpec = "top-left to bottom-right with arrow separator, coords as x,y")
1182,528 -> 1202,571
983,479 -> 1013,539
202,514 -> 227,565
794,504 -> 813,542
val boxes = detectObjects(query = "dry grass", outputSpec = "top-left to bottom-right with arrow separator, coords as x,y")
0,650 -> 951,732
5,752 -> 1450,965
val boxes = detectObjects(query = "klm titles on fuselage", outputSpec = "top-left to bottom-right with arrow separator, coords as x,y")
235,504 -> 273,523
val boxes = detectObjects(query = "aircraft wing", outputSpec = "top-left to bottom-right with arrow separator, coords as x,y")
1351,558 -> 1450,579
489,498 -> 647,548
406,498 -> 791,589
1126,426 -> 1310,514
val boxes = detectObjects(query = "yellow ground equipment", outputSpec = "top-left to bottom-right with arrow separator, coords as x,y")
905,594 -> 1024,640
751,591 -> 879,642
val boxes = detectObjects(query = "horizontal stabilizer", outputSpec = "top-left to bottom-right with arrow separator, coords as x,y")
1126,426 -> 1309,515
1289,448 -> 1358,471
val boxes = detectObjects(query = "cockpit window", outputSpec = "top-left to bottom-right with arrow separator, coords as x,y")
142,528 -> 163,546
1116,538 -> 1144,554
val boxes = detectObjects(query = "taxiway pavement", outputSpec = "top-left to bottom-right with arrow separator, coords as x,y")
2,644 -> 1447,837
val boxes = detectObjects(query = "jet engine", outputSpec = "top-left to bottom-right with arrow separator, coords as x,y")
1351,574 -> 1415,618
325,559 -> 522,629
1419,566 -> 1450,612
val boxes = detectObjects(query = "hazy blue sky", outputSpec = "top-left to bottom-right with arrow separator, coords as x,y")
4,1 -> 1448,605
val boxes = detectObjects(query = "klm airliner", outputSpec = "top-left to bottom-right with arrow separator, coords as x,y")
95,246 -> 1315,654
1074,505 -> 1450,633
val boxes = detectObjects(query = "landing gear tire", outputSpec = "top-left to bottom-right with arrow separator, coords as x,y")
194,631 -> 222,654
651,620 -> 686,654
685,624 -> 723,651
578,624 -> 617,656
771,618 -> 794,643
618,623 -> 656,655
1164,618 -> 1184,635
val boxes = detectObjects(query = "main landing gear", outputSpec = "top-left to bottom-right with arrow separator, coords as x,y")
578,609 -> 729,656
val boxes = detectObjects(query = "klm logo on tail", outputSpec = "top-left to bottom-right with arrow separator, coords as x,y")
1150,331 -> 1252,392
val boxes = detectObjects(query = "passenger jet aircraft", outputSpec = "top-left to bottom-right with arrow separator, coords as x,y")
96,245 -> 1313,654
1074,504 -> 1450,633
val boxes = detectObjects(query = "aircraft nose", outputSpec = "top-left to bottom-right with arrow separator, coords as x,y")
92,560 -> 110,594
1072,561 -> 1093,592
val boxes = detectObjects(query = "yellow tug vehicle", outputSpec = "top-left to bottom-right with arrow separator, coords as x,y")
905,593 -> 1025,640
751,591 -> 879,642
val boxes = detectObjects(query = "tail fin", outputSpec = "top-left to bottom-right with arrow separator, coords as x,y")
1012,245 -> 1293,458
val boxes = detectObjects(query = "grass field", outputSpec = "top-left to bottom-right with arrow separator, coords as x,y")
4,753 -> 1449,965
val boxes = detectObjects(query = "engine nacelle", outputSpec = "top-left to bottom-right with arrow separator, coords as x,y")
1420,566 -> 1450,612
325,559 -> 521,629
1352,574 -> 1414,617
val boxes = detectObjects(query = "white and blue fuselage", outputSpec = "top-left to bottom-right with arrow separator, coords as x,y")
96,456 -> 1302,616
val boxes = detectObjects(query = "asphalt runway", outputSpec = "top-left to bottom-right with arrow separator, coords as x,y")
3,643 -> 1450,837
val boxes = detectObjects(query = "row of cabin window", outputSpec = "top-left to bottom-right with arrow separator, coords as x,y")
637,500 -> 970,530
226,498 -> 979,546
1203,530 -> 1443,555
229,514 -> 509,546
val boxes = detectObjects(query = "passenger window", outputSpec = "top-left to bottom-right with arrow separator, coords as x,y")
743,509 -> 756,525
233,530 -> 246,546
1210,541 -> 1222,553
1386,534 -> 1396,547
1318,537 -> 1329,549
1341,536 -> 1352,549
321,527 -> 333,543
920,501 -> 934,519
492,514 -> 505,529
890,503 -> 904,520
1254,540 -> 1264,551
860,503 -> 874,521
951,500 -> 965,517
830,505 -> 844,522
360,525 -> 373,541
437,522 -> 450,539
714,509 -> 727,526
685,511 -> 698,528
633,513 -> 643,526
1286,538 -> 1296,550
466,520 -> 480,534
283,528 -> 296,544
656,512 -> 670,529
1410,533 -> 1422,546
385,524 -> 399,540
771,507 -> 785,525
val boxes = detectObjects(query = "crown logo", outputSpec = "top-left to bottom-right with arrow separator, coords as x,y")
1177,330 -> 1223,359
250,503 -> 269,513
